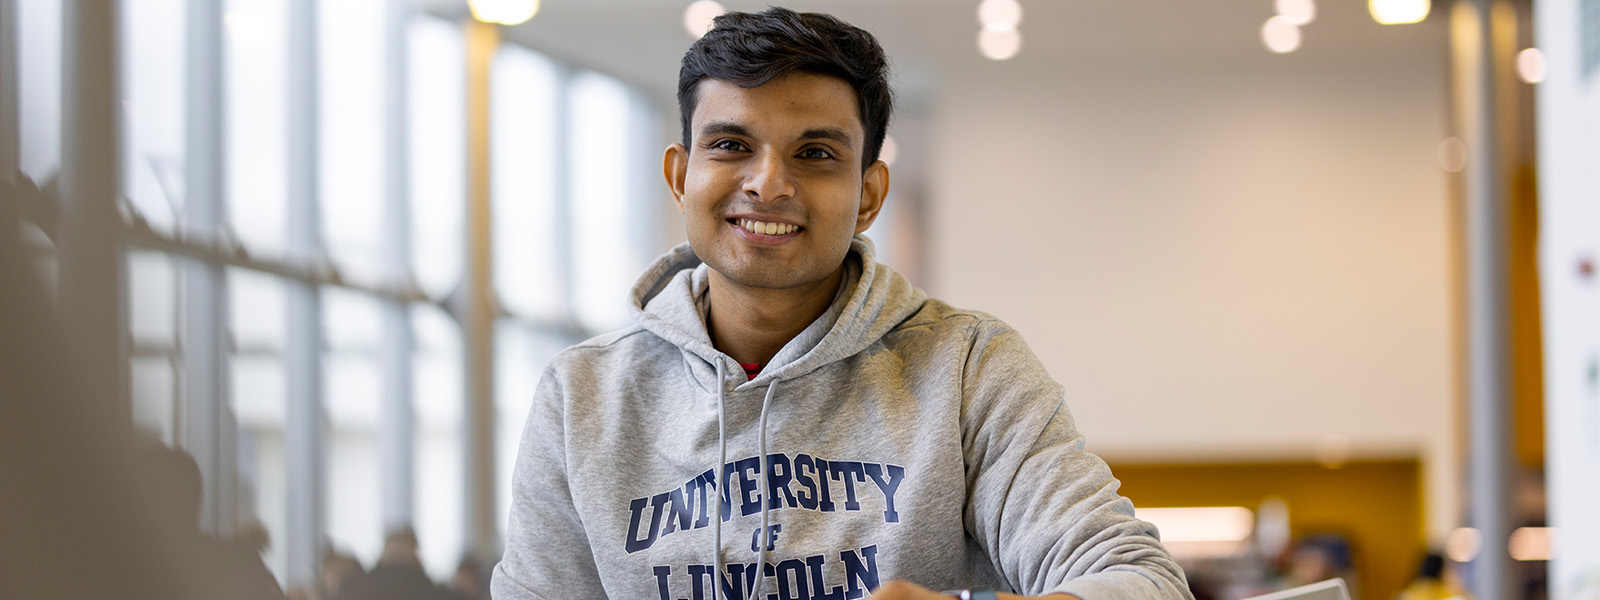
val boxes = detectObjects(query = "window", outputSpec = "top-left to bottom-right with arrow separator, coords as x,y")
17,3 -> 667,590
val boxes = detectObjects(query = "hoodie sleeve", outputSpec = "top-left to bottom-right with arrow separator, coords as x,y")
491,364 -> 608,600
959,320 -> 1193,600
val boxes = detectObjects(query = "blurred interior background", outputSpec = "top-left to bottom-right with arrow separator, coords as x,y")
3,0 -> 1598,599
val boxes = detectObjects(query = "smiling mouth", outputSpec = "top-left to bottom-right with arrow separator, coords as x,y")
730,218 -> 802,236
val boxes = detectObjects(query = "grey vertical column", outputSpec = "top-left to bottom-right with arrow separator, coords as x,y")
380,0 -> 415,532
182,0 -> 233,535
462,19 -> 499,561
1462,0 -> 1512,598
285,0 -> 326,587
0,0 -> 15,252
0,0 -> 17,180
60,0 -> 125,420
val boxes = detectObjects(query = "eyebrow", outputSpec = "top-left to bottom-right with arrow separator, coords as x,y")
798,127 -> 854,146
698,121 -> 752,139
697,121 -> 855,147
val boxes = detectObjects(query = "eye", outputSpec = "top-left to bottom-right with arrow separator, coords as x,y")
797,146 -> 835,160
709,139 -> 749,152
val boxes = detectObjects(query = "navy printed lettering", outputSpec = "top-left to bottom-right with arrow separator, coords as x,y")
692,469 -> 716,529
721,463 -> 737,522
687,564 -> 712,600
735,456 -> 763,517
766,453 -> 797,510
805,554 -> 846,600
623,455 -> 906,552
829,462 -> 867,511
772,558 -> 809,600
814,459 -> 836,512
792,454 -> 820,510
651,546 -> 880,600
661,487 -> 693,536
862,464 -> 905,523
841,545 -> 879,600
719,562 -> 760,600
627,493 -> 670,553
653,565 -> 673,600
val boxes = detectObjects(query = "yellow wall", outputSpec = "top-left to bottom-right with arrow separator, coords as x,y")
1110,460 -> 1424,600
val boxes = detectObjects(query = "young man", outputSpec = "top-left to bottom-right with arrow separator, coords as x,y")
492,8 -> 1191,600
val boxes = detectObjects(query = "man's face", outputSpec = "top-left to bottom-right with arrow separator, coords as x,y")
665,72 -> 888,293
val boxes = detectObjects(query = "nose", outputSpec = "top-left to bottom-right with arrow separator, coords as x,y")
742,151 -> 795,202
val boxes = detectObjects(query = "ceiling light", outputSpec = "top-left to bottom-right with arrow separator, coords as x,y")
978,28 -> 1022,61
1517,48 -> 1547,84
978,0 -> 1023,31
1510,527 -> 1552,561
468,0 -> 540,26
1261,16 -> 1302,54
1446,527 -> 1482,563
683,0 -> 726,39
1276,0 -> 1317,25
1369,0 -> 1430,24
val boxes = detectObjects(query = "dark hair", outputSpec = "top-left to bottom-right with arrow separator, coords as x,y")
677,7 -> 894,170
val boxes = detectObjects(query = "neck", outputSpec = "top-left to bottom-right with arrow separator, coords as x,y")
705,264 -> 846,367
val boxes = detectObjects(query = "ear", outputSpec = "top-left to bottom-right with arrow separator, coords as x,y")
663,143 -> 690,214
854,160 -> 890,234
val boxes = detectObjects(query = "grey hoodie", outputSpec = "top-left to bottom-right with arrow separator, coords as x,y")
492,236 -> 1191,600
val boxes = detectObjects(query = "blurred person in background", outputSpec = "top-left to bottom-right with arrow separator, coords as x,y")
314,548 -> 366,600
1284,534 -> 1356,596
452,555 -> 489,600
490,7 -> 1190,600
1396,553 -> 1469,600
340,527 -> 467,600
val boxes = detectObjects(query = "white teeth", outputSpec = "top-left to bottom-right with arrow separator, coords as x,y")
738,219 -> 798,236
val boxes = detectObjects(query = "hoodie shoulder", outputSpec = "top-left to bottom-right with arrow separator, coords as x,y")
894,297 -> 1007,334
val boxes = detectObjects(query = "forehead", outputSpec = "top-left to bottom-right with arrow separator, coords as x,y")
691,73 -> 863,141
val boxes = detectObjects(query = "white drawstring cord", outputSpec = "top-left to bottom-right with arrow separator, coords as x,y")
753,378 -> 779,600
714,360 -> 728,599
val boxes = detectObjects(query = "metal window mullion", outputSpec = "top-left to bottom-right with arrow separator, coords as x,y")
379,0 -> 415,534
284,0 -> 325,587
1,0 -> 18,179
181,0 -> 233,536
1461,0 -> 1513,598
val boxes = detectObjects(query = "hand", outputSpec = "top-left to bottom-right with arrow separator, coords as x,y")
866,580 -> 1081,600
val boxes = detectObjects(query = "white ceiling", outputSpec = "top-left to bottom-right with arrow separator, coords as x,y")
422,0 -> 1453,111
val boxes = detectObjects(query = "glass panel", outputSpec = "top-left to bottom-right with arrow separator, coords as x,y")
128,250 -> 178,443
130,356 -> 177,444
227,268 -> 288,583
16,0 -> 61,182
491,45 -> 562,319
324,286 -> 385,565
127,250 -> 178,348
568,72 -> 642,332
318,0 -> 388,282
494,322 -> 568,533
230,268 -> 288,351
119,0 -> 186,233
225,0 -> 289,254
408,16 -> 465,298
413,303 -> 463,580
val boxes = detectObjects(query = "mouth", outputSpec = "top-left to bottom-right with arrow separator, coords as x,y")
728,217 -> 803,237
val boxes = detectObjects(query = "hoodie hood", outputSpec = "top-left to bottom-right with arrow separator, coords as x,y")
628,234 -> 927,392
